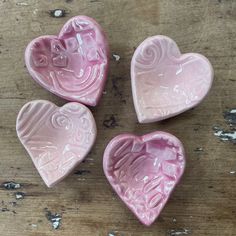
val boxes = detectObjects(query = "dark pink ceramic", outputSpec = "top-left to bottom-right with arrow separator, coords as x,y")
25,16 -> 109,106
103,131 -> 186,226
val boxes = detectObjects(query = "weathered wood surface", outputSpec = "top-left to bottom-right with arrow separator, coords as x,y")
0,0 -> 236,235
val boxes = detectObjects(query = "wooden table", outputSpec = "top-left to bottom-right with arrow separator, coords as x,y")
0,0 -> 235,235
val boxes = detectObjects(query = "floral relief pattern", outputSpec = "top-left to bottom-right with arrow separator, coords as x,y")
16,101 -> 96,187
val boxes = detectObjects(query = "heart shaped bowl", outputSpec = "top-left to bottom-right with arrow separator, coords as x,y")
103,131 -> 186,226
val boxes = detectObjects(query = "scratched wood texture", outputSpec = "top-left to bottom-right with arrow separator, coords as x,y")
0,0 -> 236,235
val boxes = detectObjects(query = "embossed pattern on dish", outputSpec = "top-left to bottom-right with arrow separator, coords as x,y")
16,100 -> 96,187
103,132 -> 185,226
25,16 -> 109,106
131,35 -> 213,123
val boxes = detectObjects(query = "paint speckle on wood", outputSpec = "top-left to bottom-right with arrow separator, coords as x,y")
213,127 -> 236,143
1,182 -> 21,190
213,109 -> 236,143
112,54 -> 121,61
168,228 -> 191,236
45,209 -> 62,230
16,2 -> 29,6
15,192 -> 25,200
194,147 -> 203,152
49,9 -> 67,18
9,201 -> 17,207
223,108 -> 236,126
108,233 -> 115,236
1,207 -> 10,212
108,231 -> 123,236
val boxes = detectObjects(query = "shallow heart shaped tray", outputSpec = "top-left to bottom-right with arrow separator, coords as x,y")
25,16 -> 109,106
131,35 -> 214,123
103,131 -> 185,226
16,100 -> 96,187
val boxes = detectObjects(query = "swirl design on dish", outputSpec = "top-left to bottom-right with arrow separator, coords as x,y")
131,35 -> 213,123
135,42 -> 162,71
51,112 -> 72,130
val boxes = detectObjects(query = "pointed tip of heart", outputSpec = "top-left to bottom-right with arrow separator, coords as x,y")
44,179 -> 56,188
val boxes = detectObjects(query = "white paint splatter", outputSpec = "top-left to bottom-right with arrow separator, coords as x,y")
194,147 -> 203,152
16,2 -> 29,6
230,109 -> 236,114
108,231 -> 119,236
214,129 -> 236,142
33,9 -> 38,15
112,54 -> 120,61
45,210 -> 62,230
169,229 -> 191,236
2,182 -> 21,190
15,192 -> 25,200
77,178 -> 86,181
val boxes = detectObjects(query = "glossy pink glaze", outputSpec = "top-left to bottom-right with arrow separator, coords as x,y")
131,35 -> 214,123
103,131 -> 185,226
16,100 -> 96,187
25,16 -> 109,106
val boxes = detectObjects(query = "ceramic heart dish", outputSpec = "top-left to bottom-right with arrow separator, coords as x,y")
131,35 -> 214,123
103,131 -> 185,226
25,16 -> 109,106
16,100 -> 96,187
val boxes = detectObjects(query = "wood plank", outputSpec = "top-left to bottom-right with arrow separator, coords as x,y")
0,0 -> 235,235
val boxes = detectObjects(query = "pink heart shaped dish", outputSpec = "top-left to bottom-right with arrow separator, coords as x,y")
25,16 -> 109,106
131,35 -> 214,123
16,100 -> 96,187
103,131 -> 185,226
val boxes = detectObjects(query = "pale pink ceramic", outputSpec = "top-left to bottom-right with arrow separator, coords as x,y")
131,35 -> 214,123
25,16 -> 109,106
16,100 -> 96,187
103,131 -> 185,226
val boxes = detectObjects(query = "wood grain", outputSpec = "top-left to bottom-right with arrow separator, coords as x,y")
0,0 -> 236,235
